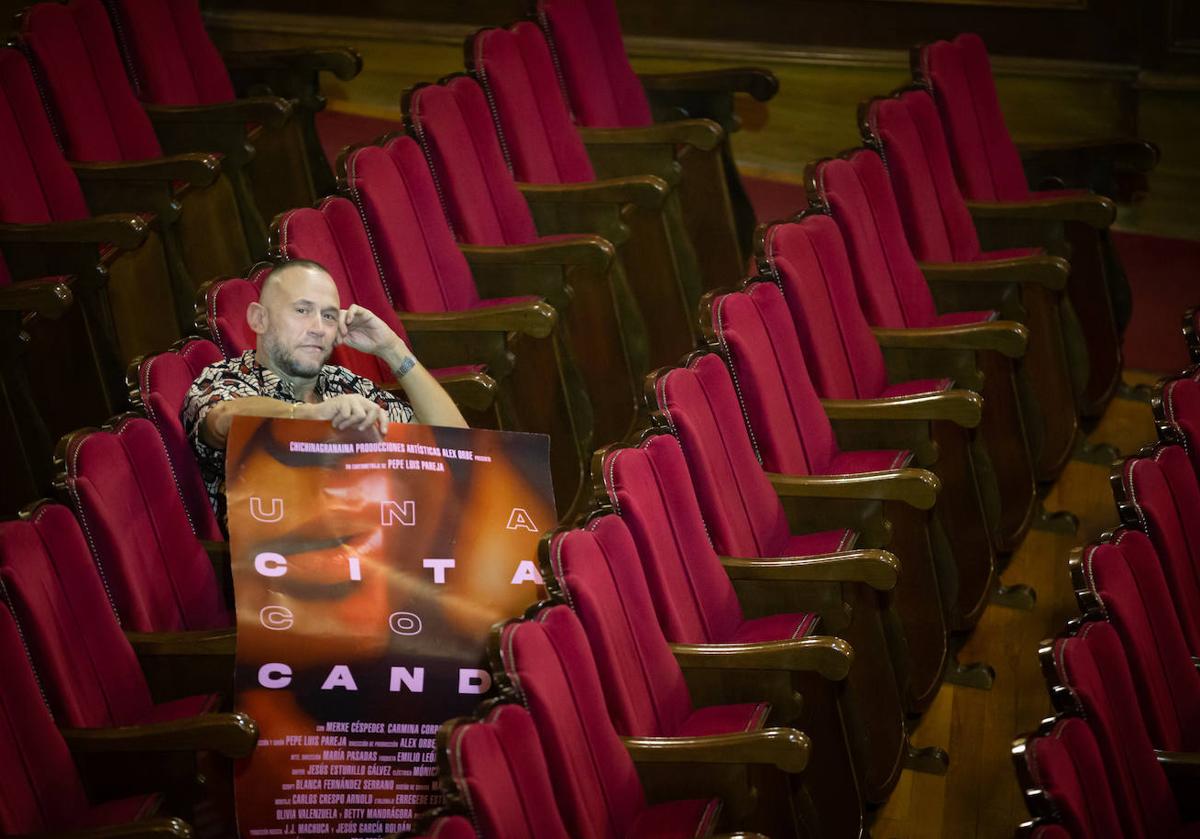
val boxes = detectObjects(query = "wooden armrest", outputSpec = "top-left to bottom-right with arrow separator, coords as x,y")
0,215 -> 149,250
61,713 -> 258,759
199,538 -> 230,578
624,728 -> 810,773
669,636 -> 853,680
0,276 -> 73,317
873,322 -> 1029,358
431,370 -> 498,413
222,47 -> 363,81
1018,138 -> 1160,173
71,154 -> 221,187
965,195 -> 1116,229
638,67 -> 779,101
125,629 -> 235,703
145,97 -> 292,129
720,549 -> 899,591
460,236 -> 616,272
518,175 -> 669,210
920,255 -> 1069,291
399,301 -> 557,339
822,390 -> 982,428
578,119 -> 724,152
766,468 -> 939,509
124,628 -> 236,657
32,818 -> 194,838
1156,750 -> 1200,803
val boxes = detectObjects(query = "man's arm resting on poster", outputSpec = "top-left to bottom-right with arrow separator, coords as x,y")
201,394 -> 395,449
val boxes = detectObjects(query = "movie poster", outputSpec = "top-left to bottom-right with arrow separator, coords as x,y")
225,417 -> 554,838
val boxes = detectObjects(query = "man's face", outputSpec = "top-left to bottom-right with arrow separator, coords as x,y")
254,266 -> 341,379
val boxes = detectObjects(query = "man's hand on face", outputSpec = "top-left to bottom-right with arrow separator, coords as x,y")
337,304 -> 403,358
302,394 -> 389,433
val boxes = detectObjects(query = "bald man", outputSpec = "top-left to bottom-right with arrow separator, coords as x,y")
183,259 -> 467,525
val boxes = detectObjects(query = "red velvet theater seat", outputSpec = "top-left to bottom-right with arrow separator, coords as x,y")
860,87 -> 1081,475
492,603 -> 807,838
1012,716 -> 1126,839
57,415 -> 229,633
130,338 -> 224,541
809,149 -> 1036,548
1042,620 -> 1200,838
1112,443 -> 1200,658
0,604 -> 192,837
706,277 -> 997,632
413,815 -> 479,839
1073,529 -> 1200,753
598,432 -> 908,805
1156,373 -> 1200,480
548,513 -> 863,837
470,20 -> 741,299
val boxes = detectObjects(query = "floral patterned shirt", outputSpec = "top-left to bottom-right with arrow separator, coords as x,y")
182,350 -> 414,524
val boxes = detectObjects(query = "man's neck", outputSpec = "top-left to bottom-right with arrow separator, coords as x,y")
255,348 -> 319,402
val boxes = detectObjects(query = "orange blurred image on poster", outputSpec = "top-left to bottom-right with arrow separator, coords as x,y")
224,417 -> 553,838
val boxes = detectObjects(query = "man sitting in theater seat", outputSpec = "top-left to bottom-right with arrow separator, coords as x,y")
183,258 -> 467,525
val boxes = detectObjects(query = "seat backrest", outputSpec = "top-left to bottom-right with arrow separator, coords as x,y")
1019,717 -> 1125,839
1078,529 -> 1200,752
415,816 -> 479,839
0,503 -> 153,728
1049,621 -> 1181,839
440,703 -> 571,839
758,213 -> 890,398
134,338 -> 224,541
809,149 -> 939,329
19,0 -> 164,162
1114,444 -> 1200,656
1157,374 -> 1200,479
494,604 -> 652,839
0,48 -> 90,224
599,434 -> 746,643
201,263 -> 271,358
0,604 -> 92,834
651,351 -> 797,558
915,34 -> 1029,203
404,78 -> 540,246
106,0 -> 235,106
548,514 -> 696,736
342,137 -> 483,312
533,0 -> 654,128
862,89 -> 983,263
61,416 -> 227,632
468,23 -> 596,185
274,196 -> 413,383
709,281 -> 841,476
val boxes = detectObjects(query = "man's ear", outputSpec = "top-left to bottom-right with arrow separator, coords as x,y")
247,301 -> 268,335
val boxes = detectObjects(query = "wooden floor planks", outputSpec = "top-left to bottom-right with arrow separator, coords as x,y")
870,372 -> 1160,838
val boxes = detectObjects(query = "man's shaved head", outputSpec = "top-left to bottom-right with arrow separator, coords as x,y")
248,259 -> 343,379
260,259 -> 335,305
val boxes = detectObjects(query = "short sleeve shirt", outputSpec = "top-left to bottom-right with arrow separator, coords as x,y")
182,350 -> 415,524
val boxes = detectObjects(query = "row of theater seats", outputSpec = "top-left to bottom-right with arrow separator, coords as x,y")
0,0 -> 1161,836
1012,312 -> 1200,838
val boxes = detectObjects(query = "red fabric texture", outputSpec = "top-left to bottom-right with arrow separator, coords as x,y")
137,338 -> 224,541
469,23 -> 596,185
1024,717 -> 1125,839
534,0 -> 655,127
205,274 -> 264,358
1119,444 -> 1200,657
418,816 -> 478,839
652,352 -> 856,558
1053,621 -> 1183,838
1081,529 -> 1200,752
1161,376 -> 1200,477
61,416 -> 228,632
406,78 -> 540,246
550,515 -> 769,739
864,90 -> 983,262
445,703 -> 571,839
19,1 -> 164,162
0,48 -> 91,222
498,605 -> 721,839
109,0 -> 235,105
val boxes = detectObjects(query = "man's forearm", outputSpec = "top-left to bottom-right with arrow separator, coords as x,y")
381,344 -> 468,428
201,396 -> 297,449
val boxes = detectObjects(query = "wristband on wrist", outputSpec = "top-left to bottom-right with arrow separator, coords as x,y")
395,355 -> 416,379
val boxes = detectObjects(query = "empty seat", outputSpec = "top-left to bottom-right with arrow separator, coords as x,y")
413,815 -> 478,839
474,18 -> 741,297
491,602 -> 809,838
57,415 -> 229,632
548,514 -> 859,836
1155,372 -> 1200,479
130,338 -> 225,541
809,149 -> 1036,547
598,432 -> 908,804
0,604 -> 192,837
860,87 -> 1082,473
1072,529 -> 1200,752
1111,443 -> 1200,658
533,0 -> 777,252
